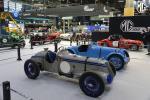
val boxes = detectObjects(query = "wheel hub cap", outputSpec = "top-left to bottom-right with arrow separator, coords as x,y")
28,63 -> 35,75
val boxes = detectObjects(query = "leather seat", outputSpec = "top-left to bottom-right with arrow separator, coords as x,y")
46,51 -> 56,63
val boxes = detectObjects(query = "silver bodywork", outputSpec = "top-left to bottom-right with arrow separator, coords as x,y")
30,49 -> 115,84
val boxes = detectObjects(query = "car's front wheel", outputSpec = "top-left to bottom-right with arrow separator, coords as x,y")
108,55 -> 124,71
79,72 -> 105,97
24,59 -> 40,79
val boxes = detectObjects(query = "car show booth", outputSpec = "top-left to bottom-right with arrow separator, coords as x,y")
92,16 -> 150,45
1,0 -> 150,100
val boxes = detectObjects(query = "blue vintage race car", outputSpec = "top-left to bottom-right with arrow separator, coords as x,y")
67,43 -> 130,71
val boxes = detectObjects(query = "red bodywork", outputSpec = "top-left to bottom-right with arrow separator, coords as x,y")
47,32 -> 61,40
98,35 -> 143,50
31,32 -> 61,45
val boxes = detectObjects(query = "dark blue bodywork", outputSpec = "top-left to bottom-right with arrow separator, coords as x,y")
67,43 -> 130,70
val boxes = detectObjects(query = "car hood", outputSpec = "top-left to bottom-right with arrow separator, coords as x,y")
101,46 -> 122,52
101,45 -> 126,53
69,44 -> 124,54
122,39 -> 142,43
98,39 -> 107,42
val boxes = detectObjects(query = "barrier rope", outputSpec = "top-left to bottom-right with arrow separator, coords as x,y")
0,53 -> 33,62
0,49 -> 16,54
10,88 -> 34,100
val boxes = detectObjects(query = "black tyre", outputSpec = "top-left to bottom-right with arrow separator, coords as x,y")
79,72 -> 105,97
24,59 -> 40,79
130,44 -> 138,51
108,55 -> 124,71
109,62 -> 116,76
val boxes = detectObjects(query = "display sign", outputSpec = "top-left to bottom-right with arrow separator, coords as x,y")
136,1 -> 147,13
9,21 -> 24,33
4,0 -> 22,13
110,16 -> 150,34
84,5 -> 94,12
62,16 -> 73,20
109,16 -> 150,43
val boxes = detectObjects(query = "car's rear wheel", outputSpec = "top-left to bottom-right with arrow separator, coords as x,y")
130,44 -> 138,51
24,59 -> 40,79
79,72 -> 105,97
108,55 -> 124,71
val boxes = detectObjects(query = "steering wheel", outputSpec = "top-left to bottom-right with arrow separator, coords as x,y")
56,46 -> 67,55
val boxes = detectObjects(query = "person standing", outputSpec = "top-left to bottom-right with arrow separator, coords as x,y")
142,29 -> 150,55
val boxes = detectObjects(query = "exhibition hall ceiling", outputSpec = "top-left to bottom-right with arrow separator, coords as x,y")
7,0 -> 125,17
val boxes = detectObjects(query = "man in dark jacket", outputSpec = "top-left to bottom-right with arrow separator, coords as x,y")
142,31 -> 150,55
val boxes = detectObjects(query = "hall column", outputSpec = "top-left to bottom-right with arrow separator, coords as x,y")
124,0 -> 134,16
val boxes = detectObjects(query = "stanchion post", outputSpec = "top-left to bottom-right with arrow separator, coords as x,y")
76,40 -> 78,46
17,45 -> 22,61
70,40 -> 72,46
54,41 -> 58,52
30,40 -> 33,49
3,81 -> 11,100
30,35 -> 33,49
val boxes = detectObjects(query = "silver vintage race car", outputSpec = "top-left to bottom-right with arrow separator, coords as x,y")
24,47 -> 116,97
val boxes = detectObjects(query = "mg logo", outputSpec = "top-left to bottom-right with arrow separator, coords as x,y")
120,20 -> 134,32
137,2 -> 146,13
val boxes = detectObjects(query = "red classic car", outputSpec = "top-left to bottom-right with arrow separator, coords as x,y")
98,34 -> 143,51
30,32 -> 61,45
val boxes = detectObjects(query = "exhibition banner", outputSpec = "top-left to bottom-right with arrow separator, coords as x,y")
109,16 -> 150,42
110,16 -> 150,34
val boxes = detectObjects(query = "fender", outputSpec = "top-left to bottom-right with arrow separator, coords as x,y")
106,52 -> 124,61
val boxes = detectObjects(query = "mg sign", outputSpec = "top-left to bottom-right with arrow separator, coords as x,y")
120,19 -> 147,33
84,5 -> 94,12
107,16 -> 150,44
120,20 -> 134,32
137,1 -> 147,13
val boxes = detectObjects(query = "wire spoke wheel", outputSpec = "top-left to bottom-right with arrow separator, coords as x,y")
79,72 -> 105,97
108,55 -> 124,71
24,59 -> 40,79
